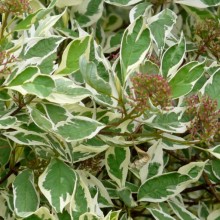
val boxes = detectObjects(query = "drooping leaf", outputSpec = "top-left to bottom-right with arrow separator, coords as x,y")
13,170 -> 39,218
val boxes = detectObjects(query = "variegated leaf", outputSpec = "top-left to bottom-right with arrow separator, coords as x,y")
161,35 -> 186,79
105,147 -> 130,187
23,207 -> 55,220
148,208 -> 176,220
70,173 -> 93,219
200,68 -> 220,109
38,159 -> 77,213
13,170 -> 39,218
138,162 -> 206,202
129,2 -> 152,23
56,35 -> 91,75
120,16 -> 151,82
140,140 -> 164,183
174,0 -> 220,8
168,200 -> 200,220
148,9 -> 177,54
169,61 -> 205,99
0,116 -> 16,129
72,0 -> 104,27
46,76 -> 92,105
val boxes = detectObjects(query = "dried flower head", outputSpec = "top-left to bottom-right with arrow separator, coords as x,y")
130,73 -> 172,112
186,95 -> 220,144
195,19 -> 220,60
0,0 -> 31,15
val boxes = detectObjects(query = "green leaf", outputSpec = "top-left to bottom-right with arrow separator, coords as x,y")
0,138 -> 11,167
168,200 -> 200,220
117,187 -> 137,207
148,208 -> 176,220
104,210 -> 121,220
7,67 -> 39,86
55,116 -> 105,142
80,56 -> 112,95
211,159 -> 220,180
105,147 -> 130,187
0,116 -> 16,129
38,159 -> 77,213
198,202 -> 210,220
46,76 -> 92,104
56,36 -> 91,75
201,68 -> 220,109
70,175 -> 92,219
207,145 -> 220,160
120,16 -> 151,81
169,61 -> 205,99
4,130 -> 48,146
73,0 -> 104,27
148,9 -> 177,53
161,35 -> 186,79
15,0 -> 57,30
22,75 -> 55,98
24,207 -> 55,220
129,2 -> 152,23
145,111 -> 188,133
174,0 -> 220,8
13,170 -> 39,218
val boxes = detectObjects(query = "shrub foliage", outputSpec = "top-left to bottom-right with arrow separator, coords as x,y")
0,0 -> 220,219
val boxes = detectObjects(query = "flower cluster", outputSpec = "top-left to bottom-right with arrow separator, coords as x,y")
186,95 -> 220,144
0,51 -> 15,74
130,73 -> 172,112
195,19 -> 220,61
0,0 -> 31,15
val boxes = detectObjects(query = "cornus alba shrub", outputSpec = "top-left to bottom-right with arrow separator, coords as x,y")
0,0 -> 220,219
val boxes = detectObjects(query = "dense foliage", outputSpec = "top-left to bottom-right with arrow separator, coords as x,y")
0,0 -> 220,219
